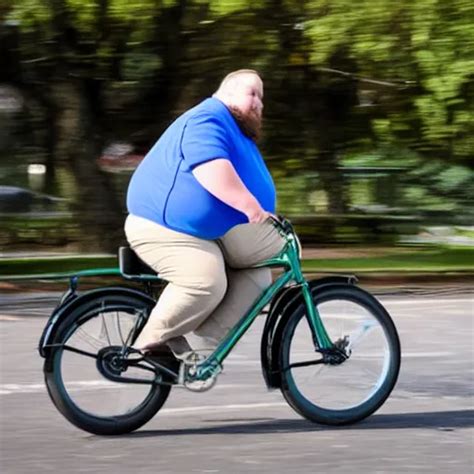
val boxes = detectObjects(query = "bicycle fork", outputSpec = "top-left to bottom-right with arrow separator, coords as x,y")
301,282 -> 333,351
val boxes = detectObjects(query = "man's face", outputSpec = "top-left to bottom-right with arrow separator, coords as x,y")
228,74 -> 264,141
231,74 -> 264,118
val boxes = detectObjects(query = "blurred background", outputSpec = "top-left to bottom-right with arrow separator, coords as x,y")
0,0 -> 473,276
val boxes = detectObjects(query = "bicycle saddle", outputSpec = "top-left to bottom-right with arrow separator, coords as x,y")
118,246 -> 157,277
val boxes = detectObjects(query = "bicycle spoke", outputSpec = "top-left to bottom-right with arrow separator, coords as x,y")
73,326 -> 107,351
300,364 -> 326,386
347,319 -> 378,351
115,311 -> 128,346
100,308 -> 112,346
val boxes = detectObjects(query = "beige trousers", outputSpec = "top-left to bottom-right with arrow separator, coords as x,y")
124,214 -> 286,353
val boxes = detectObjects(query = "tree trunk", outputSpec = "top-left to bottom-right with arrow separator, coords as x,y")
317,150 -> 348,215
50,80 -> 123,252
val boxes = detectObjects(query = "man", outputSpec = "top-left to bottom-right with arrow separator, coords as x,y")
125,69 -> 286,356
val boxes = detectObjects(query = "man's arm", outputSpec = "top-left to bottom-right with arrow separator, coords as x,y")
192,159 -> 270,223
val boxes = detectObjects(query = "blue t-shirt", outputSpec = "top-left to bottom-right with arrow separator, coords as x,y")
126,97 -> 276,239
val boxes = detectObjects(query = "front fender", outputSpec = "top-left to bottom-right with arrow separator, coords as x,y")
38,286 -> 155,358
260,275 -> 357,389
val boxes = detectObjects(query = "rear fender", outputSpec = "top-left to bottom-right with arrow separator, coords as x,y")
260,276 -> 357,389
38,286 -> 155,358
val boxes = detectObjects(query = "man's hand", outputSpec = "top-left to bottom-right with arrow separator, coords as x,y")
244,205 -> 272,224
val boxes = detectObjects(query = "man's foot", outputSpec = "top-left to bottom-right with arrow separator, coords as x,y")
143,345 -> 181,381
139,336 -> 192,359
141,342 -> 174,356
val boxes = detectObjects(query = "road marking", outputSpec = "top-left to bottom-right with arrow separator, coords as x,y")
402,351 -> 456,358
0,315 -> 21,321
0,381 -> 115,395
382,298 -> 473,305
0,381 -> 261,395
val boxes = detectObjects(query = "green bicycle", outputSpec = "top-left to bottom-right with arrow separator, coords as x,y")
39,217 -> 401,435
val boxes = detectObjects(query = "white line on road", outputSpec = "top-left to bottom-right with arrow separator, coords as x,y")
381,298 -> 473,305
0,315 -> 21,321
0,381 -> 260,395
401,351 -> 456,358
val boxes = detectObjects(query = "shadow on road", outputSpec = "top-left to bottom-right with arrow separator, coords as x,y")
112,409 -> 474,438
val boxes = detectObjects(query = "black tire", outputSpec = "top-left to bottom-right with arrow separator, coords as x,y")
280,285 -> 401,425
44,294 -> 171,435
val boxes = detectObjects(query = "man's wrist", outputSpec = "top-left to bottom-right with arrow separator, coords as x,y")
240,197 -> 261,217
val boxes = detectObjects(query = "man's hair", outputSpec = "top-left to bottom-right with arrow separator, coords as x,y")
218,69 -> 260,89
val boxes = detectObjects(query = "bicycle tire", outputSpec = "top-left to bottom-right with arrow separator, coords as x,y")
280,285 -> 401,425
44,293 -> 171,435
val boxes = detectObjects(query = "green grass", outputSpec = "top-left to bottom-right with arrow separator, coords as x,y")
302,247 -> 474,273
0,246 -> 473,280
0,255 -> 117,278
454,228 -> 474,239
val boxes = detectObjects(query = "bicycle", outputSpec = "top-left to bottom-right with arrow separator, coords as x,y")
39,216 -> 401,435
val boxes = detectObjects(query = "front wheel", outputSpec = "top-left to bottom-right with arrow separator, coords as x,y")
280,285 -> 401,425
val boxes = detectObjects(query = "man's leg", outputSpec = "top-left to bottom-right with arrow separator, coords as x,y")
218,219 -> 286,269
124,215 -> 227,353
194,219 -> 286,344
193,267 -> 271,344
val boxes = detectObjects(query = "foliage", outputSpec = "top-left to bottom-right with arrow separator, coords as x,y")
1,0 -> 473,250
304,0 -> 474,161
302,246 -> 474,272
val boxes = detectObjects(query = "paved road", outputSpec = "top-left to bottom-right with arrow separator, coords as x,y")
0,290 -> 473,473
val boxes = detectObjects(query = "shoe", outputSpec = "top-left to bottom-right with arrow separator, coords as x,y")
142,342 -> 174,356
144,345 -> 181,381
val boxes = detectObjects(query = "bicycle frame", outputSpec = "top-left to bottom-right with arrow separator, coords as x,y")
39,218 -> 400,433
38,219 -> 335,385
193,222 -> 334,381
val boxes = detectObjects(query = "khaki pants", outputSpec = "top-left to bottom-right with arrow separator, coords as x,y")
124,214 -> 286,353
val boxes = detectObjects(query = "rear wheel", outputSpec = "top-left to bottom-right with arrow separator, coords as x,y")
280,285 -> 400,425
44,294 -> 171,435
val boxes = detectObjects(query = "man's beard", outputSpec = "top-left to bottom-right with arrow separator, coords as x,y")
228,106 -> 262,143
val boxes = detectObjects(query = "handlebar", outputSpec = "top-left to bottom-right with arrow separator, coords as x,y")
268,215 -> 302,259
268,214 -> 295,235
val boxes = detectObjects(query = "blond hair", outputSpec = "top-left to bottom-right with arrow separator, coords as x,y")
217,69 -> 261,91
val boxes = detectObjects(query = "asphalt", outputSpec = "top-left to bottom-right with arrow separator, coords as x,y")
0,290 -> 473,473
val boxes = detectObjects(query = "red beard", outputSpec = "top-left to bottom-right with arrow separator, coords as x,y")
228,105 -> 262,143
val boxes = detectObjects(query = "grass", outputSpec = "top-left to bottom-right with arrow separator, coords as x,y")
0,255 -> 117,278
0,246 -> 473,280
302,247 -> 474,273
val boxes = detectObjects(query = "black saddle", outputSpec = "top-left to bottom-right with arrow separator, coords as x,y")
118,246 -> 158,279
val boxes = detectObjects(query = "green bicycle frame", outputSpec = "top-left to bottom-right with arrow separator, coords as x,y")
34,221 -> 334,384
195,225 -> 333,381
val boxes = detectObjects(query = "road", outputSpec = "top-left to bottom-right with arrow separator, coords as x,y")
0,289 -> 473,473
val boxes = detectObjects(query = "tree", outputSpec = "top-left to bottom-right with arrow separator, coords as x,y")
2,0 -> 472,250
303,0 -> 474,165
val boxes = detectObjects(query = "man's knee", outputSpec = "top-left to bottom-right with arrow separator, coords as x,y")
219,221 -> 286,268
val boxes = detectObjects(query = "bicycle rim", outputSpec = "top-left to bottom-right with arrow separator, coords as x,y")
285,296 -> 395,412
